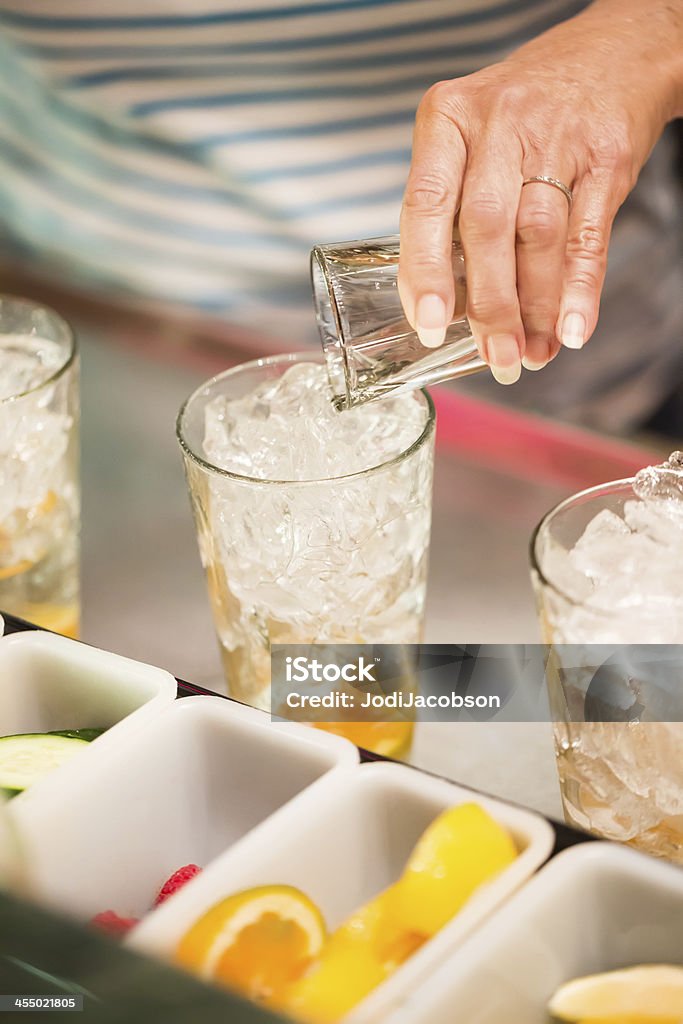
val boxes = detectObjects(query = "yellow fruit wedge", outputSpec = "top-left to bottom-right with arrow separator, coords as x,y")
176,885 -> 326,1009
331,885 -> 424,970
284,934 -> 388,1023
284,886 -> 424,1023
548,965 -> 683,1023
391,803 -> 517,937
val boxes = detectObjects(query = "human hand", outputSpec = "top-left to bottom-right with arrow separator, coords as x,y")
398,0 -> 683,383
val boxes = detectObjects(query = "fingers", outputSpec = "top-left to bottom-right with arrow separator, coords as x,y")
458,135 -> 525,384
558,173 -> 617,351
516,179 -> 570,371
399,85 -> 467,348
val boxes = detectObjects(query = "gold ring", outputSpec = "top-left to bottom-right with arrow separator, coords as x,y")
522,175 -> 573,210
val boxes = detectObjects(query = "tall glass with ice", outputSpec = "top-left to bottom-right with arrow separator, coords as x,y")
531,453 -> 683,863
0,298 -> 79,636
177,353 -> 435,756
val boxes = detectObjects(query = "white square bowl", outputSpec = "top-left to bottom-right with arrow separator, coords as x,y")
10,695 -> 358,921
129,761 -> 554,1021
385,841 -> 683,1024
0,630 -> 176,795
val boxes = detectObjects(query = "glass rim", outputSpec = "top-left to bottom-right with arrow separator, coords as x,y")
0,296 -> 78,406
176,350 -> 436,487
529,476 -> 636,609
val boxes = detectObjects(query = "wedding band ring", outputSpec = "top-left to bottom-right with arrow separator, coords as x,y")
522,175 -> 573,209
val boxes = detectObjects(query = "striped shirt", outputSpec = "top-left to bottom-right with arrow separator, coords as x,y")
0,0 -> 614,337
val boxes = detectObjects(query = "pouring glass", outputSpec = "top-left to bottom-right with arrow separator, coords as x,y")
311,233 -> 488,409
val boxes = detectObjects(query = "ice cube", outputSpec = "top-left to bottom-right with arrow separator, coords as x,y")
569,509 -> 633,581
624,498 -> 683,544
633,451 -> 683,502
0,335 -> 64,401
0,337 -> 71,528
538,537 -> 594,602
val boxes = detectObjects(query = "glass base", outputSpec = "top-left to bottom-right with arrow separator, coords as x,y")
314,721 -> 414,759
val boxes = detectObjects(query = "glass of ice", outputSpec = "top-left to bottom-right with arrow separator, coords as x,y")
177,352 -> 435,757
531,453 -> 683,863
0,298 -> 79,637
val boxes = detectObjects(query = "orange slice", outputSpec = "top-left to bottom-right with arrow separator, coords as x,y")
176,885 -> 326,1009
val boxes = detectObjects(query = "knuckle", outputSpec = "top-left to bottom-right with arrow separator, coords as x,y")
567,268 -> 602,293
516,201 -> 564,248
461,190 -> 508,236
467,291 -> 516,323
403,173 -> 451,213
590,130 -> 632,172
419,79 -> 469,122
568,222 -> 608,261
404,251 -> 448,277
496,81 -> 531,114
421,79 -> 455,113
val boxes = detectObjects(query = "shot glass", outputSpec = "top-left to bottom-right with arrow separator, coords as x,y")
311,234 -> 486,409
0,298 -> 79,637
177,352 -> 436,757
531,480 -> 683,863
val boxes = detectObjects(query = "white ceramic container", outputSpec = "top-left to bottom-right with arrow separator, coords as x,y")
385,841 -> 683,1024
11,694 -> 358,921
0,629 -> 176,798
130,760 -> 554,1021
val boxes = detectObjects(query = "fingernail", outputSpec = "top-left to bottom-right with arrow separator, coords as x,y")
415,294 -> 447,348
487,334 -> 521,385
561,312 -> 586,350
522,355 -> 546,372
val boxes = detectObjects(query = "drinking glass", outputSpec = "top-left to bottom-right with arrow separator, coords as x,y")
531,480 -> 683,863
0,298 -> 79,637
311,234 -> 486,409
177,352 -> 436,757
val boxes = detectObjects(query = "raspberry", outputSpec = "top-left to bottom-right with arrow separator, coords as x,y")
90,910 -> 139,936
154,864 -> 201,906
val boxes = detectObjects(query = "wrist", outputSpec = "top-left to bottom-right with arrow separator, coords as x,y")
587,0 -> 683,120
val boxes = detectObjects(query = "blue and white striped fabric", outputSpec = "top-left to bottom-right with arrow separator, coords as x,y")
0,0 -> 587,336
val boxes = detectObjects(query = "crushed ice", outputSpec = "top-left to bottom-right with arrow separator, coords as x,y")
203,362 -> 427,481
548,453 -> 683,625
0,336 -> 72,528
200,362 -> 433,649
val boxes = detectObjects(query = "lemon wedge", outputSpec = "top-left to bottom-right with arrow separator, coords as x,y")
549,965 -> 683,1023
391,802 -> 517,937
285,885 -> 423,1023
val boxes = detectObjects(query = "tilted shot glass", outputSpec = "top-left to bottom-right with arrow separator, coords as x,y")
311,233 -> 487,410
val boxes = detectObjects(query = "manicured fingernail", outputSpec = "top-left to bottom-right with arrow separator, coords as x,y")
522,355 -> 546,372
487,334 -> 521,385
415,294 -> 447,348
561,312 -> 586,350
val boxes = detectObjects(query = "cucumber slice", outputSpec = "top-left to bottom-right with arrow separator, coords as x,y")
0,734 -> 89,792
0,787 -> 22,801
48,728 -> 105,743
